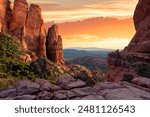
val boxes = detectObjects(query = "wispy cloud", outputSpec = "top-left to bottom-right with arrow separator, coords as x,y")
10,0 -> 138,23
63,34 -> 130,49
41,0 -> 138,22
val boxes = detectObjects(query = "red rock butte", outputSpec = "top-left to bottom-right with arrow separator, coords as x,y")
0,0 -> 64,65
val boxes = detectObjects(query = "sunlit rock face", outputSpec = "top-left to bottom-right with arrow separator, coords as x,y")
0,0 -> 12,33
46,25 -> 64,65
9,0 -> 28,40
23,4 -> 46,57
0,0 -> 47,57
0,0 -> 65,61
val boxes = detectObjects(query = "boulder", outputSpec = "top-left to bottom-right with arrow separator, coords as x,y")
100,88 -> 144,100
19,54 -> 32,62
29,52 -> 38,62
94,82 -> 123,92
57,75 -> 86,90
0,88 -> 16,98
131,77 -> 150,89
15,80 -> 40,95
71,87 -> 94,97
37,91 -> 53,100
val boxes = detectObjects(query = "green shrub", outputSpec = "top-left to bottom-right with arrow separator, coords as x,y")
0,78 -> 15,90
0,33 -> 25,61
0,33 -> 61,88
122,74 -> 134,82
137,63 -> 150,78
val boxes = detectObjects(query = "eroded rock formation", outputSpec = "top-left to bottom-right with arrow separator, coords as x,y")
0,0 -> 64,64
124,0 -> 150,53
108,0 -> 150,81
46,25 -> 64,65
24,4 -> 46,57
9,0 -> 28,41
0,0 -> 12,33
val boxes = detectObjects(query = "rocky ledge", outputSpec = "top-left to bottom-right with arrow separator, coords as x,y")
0,76 -> 150,100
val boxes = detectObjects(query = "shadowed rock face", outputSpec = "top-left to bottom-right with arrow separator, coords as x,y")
46,25 -> 64,65
124,0 -> 150,53
108,0 -> 150,81
134,0 -> 150,30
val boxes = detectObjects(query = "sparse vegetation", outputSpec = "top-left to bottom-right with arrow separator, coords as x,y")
0,33 -> 62,89
137,63 -> 150,78
122,74 -> 134,82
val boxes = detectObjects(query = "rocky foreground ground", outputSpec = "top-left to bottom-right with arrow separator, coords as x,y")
0,76 -> 150,100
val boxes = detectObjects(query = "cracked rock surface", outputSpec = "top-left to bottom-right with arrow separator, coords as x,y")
0,76 -> 150,100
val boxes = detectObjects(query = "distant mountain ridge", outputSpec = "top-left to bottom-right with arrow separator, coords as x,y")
65,47 -> 116,51
64,48 -> 113,60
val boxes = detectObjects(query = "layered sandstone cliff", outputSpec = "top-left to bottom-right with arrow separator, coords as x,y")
0,0 -> 64,65
108,0 -> 150,81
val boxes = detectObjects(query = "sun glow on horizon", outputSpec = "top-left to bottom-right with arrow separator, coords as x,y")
63,34 -> 131,49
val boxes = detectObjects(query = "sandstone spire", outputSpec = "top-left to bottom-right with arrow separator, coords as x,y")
0,0 -> 12,33
46,25 -> 64,65
23,4 -> 46,57
0,0 -> 64,63
9,0 -> 28,40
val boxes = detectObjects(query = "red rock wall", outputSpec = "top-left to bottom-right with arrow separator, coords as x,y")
124,0 -> 150,53
108,0 -> 150,81
0,0 -> 64,65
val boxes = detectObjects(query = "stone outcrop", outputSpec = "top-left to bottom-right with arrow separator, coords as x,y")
9,0 -> 28,41
0,0 -> 64,64
0,0 -> 12,33
0,76 -> 150,100
108,0 -> 150,81
0,0 -> 6,32
23,4 -> 46,57
124,0 -> 150,53
46,25 -> 64,65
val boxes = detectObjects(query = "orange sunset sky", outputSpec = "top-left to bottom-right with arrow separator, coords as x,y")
12,0 -> 138,49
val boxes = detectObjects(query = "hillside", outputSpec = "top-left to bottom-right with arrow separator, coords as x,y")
68,56 -> 107,71
64,48 -> 113,60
